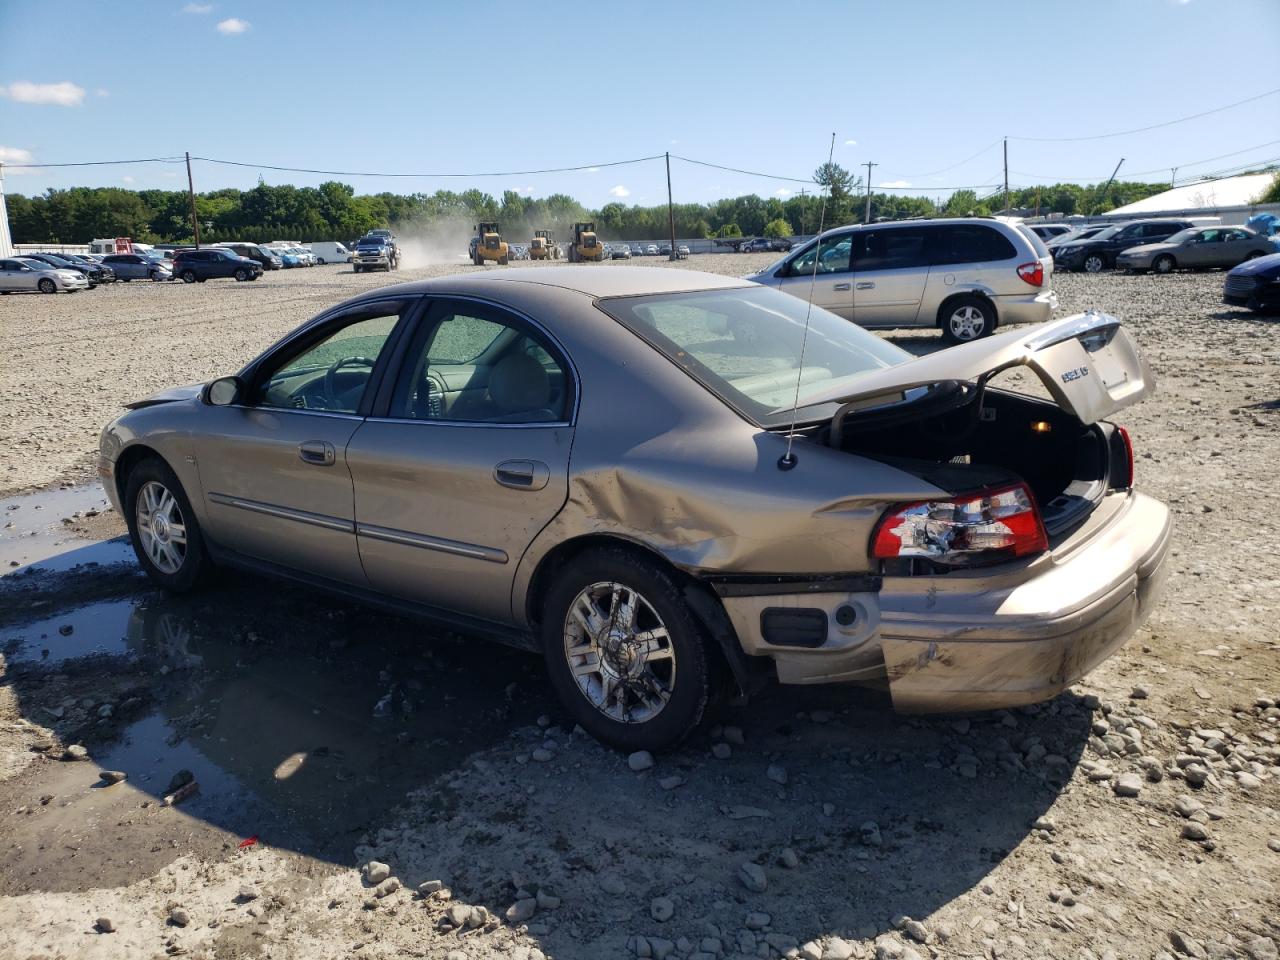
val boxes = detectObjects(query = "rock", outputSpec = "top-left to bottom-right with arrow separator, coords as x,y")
658,775 -> 685,791
1175,796 -> 1204,818
711,742 -> 732,760
649,938 -> 674,960
1269,838 -> 1280,853
364,861 -> 390,885
824,938 -> 857,960
505,898 -> 536,923
531,748 -> 554,763
95,917 -> 115,933
778,847 -> 800,869
1182,822 -> 1211,841
766,763 -> 788,785
1244,938 -> 1278,960
903,919 -> 928,943
238,885 -> 260,902
165,769 -> 194,793
1184,764 -> 1209,787
599,874 -> 626,895
168,906 -> 190,927
1171,931 -> 1206,958
374,877 -> 400,899
1236,772 -> 1262,791
722,726 -> 745,745
860,820 -> 883,846
628,750 -> 654,772
97,704 -> 113,719
737,861 -> 767,892
98,770 -> 127,785
445,904 -> 470,928
417,880 -> 444,896
1113,772 -> 1142,797
1087,765 -> 1115,782
801,940 -> 823,960
1033,815 -> 1056,832
535,889 -> 559,910
745,911 -> 771,930
1130,685 -> 1149,699
650,896 -> 675,922
446,952 -> 467,960
64,744 -> 88,761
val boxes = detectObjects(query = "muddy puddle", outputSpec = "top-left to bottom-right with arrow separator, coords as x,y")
0,483 -> 133,573
1,568 -> 552,890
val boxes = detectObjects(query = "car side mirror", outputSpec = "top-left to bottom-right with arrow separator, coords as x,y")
204,376 -> 243,406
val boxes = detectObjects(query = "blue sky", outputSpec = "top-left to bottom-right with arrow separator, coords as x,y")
1,0 -> 1278,206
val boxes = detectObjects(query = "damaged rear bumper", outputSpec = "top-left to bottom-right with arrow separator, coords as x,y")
717,490 -> 1171,712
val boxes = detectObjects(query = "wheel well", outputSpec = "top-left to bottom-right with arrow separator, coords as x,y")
112,444 -> 165,505
524,534 -> 674,628
935,291 -> 997,330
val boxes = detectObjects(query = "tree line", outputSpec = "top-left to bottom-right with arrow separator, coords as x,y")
4,162 -> 1198,245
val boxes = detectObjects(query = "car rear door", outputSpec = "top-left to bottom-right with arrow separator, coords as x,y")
773,231 -> 855,320
345,298 -> 575,624
0,260 -> 32,291
1220,229 -> 1258,266
850,226 -> 931,328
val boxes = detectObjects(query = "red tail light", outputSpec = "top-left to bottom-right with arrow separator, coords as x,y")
1017,260 -> 1044,287
1114,425 -> 1134,488
872,482 -> 1049,569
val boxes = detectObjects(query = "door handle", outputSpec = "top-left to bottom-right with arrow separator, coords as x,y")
833,282 -> 851,291
855,281 -> 875,290
494,459 -> 550,491
298,440 -> 336,466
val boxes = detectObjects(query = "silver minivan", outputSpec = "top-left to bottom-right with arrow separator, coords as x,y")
747,218 -> 1057,343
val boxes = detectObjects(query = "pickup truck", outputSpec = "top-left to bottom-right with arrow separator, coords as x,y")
352,236 -> 399,273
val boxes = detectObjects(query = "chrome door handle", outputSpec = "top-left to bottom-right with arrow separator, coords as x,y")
298,440 -> 336,466
494,459 -> 550,491
833,282 -> 851,291
855,281 -> 875,290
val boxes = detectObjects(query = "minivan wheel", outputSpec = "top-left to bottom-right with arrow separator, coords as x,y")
1083,253 -> 1106,273
124,457 -> 212,593
38,278 -> 57,294
1153,254 -> 1176,274
181,270 -> 197,283
941,296 -> 994,344
541,547 -> 710,751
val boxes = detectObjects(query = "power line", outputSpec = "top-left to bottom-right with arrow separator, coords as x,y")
670,154 -> 816,185
894,138 -> 1003,180
189,154 -> 665,178
1,156 -> 185,169
1008,86 -> 1280,143
1010,139 -> 1280,183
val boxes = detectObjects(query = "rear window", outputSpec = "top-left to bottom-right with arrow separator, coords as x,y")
931,225 -> 1018,264
1014,224 -> 1050,259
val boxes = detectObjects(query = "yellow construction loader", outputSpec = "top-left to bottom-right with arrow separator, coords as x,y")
568,222 -> 604,263
529,229 -> 560,261
471,222 -> 509,265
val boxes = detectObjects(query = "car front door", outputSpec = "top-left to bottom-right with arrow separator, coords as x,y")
850,226 -> 931,328
773,232 -> 855,319
191,299 -> 412,585
345,298 -> 575,624
0,260 -> 34,291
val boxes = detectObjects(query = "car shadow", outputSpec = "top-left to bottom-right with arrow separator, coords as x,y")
2,547 -> 1089,955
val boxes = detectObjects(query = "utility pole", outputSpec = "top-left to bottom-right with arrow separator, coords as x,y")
185,151 -> 201,249
1170,167 -> 1178,187
1002,137 -> 1010,215
665,152 -> 677,260
796,187 -> 807,236
1098,158 -> 1125,213
863,161 -> 876,223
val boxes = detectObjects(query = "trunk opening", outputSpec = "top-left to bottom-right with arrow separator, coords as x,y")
825,382 -> 1115,541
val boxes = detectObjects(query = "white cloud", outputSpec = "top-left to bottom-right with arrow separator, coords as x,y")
844,139 -> 857,146
775,188 -> 792,197
878,179 -> 912,188
95,87 -> 109,97
586,167 -> 600,174
608,185 -> 631,198
216,17 -> 249,34
0,81 -> 86,107
670,139 -> 679,145
509,185 -> 534,196
122,175 -> 136,184
183,2 -> 214,11
0,145 -> 35,172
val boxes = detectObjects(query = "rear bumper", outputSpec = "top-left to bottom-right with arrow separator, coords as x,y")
719,491 -> 1171,712
993,288 -> 1058,326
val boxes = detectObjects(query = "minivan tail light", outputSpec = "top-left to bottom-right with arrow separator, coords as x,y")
872,482 -> 1049,569
1017,261 -> 1044,287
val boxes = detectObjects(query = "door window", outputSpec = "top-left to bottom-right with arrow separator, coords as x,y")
1198,229 -> 1222,243
855,227 -> 933,270
390,304 -> 571,424
254,307 -> 405,414
787,234 -> 853,275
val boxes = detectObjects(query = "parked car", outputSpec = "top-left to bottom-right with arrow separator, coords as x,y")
171,248 -> 263,283
741,238 -> 773,253
677,245 -> 691,257
289,246 -> 317,267
747,217 -> 1055,343
1222,251 -> 1280,313
1116,226 -> 1275,274
645,244 -> 659,256
218,243 -> 283,271
102,253 -> 172,281
0,256 -> 90,293
1045,225 -> 1109,250
308,242 -> 350,265
611,244 -> 632,260
1027,224 -> 1074,242
24,252 -> 112,287
1052,219 -> 1195,273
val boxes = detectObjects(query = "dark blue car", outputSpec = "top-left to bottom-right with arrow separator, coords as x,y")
1223,251 -> 1280,313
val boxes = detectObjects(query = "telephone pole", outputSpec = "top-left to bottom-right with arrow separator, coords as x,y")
665,152 -> 677,261
1170,167 -> 1178,187
1002,137 -> 1009,214
185,152 -> 201,249
796,187 -> 807,235
863,161 -> 877,223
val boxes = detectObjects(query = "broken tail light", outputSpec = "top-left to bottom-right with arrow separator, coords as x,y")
872,482 -> 1049,569
1017,261 -> 1045,287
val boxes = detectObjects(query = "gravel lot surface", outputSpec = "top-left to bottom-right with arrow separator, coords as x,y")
1,258 -> 1278,960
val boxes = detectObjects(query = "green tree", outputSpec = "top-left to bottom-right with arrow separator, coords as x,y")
1258,172 -> 1280,203
762,218 -> 792,238
716,223 -> 742,237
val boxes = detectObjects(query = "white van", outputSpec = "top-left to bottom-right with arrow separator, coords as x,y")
308,241 -> 350,264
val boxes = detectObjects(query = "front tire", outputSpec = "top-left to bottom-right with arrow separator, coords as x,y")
540,546 -> 711,751
1153,254 -> 1176,274
1083,253 -> 1106,273
181,270 -> 197,283
123,458 -> 212,593
234,268 -> 249,281
941,295 -> 995,344
38,278 -> 57,294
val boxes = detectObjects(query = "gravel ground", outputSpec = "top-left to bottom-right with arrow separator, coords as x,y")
1,259 -> 1278,960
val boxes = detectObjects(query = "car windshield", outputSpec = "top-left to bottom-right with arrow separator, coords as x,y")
1166,228 -> 1199,244
358,238 -> 386,247
598,286 -> 908,426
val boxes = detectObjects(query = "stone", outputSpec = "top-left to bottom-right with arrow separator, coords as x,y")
779,847 -> 800,869
650,896 -> 675,922
165,769 -> 194,793
95,917 -> 115,933
711,743 -> 732,760
417,880 -> 443,896
738,861 -> 767,892
1087,765 -> 1115,782
628,750 -> 654,772
535,890 -> 559,910
1184,764 -> 1209,787
649,938 -> 674,960
1244,938 -> 1278,960
64,744 -> 88,761
1175,796 -> 1204,818
766,763 -> 788,785
1130,685 -> 1149,699
238,885 -> 260,902
1033,815 -> 1056,832
1170,931 -> 1206,957
824,938 -> 856,960
903,919 -> 928,943
801,941 -> 823,960
168,906 -> 190,927
364,861 -> 390,885
505,898 -> 536,923
1113,773 -> 1142,797
1236,772 -> 1263,791
1182,822 -> 1211,841
599,874 -> 626,895
98,770 -> 127,785
744,911 -> 771,930
860,821 -> 883,846
658,775 -> 685,791
374,877 -> 400,899
445,904 -> 470,928
1268,838 -> 1280,853
531,748 -> 554,763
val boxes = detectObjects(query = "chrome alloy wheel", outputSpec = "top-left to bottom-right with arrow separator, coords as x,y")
136,480 -> 187,575
948,305 -> 987,341
563,581 -> 676,723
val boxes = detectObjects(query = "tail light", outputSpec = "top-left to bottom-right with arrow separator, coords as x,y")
1111,425 -> 1134,489
872,482 -> 1049,570
1017,261 -> 1045,287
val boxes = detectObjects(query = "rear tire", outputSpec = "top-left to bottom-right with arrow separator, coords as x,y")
940,295 -> 995,344
181,270 -> 197,283
317,258 -> 326,265
123,457 -> 212,593
1083,253 -> 1106,273
1152,254 -> 1176,274
499,256 -> 508,265
38,278 -> 57,294
540,546 -> 711,752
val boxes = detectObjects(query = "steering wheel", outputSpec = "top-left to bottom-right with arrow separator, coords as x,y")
322,356 -> 377,409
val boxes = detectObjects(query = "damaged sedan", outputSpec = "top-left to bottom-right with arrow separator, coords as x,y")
98,268 -> 1170,750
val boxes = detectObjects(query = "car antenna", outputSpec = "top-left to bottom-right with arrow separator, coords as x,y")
779,132 -> 836,472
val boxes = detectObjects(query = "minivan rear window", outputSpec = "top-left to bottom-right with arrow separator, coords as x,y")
1014,224 -> 1050,259
932,225 -> 1018,265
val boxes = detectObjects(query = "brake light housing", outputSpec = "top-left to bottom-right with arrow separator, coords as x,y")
1111,425 -> 1134,489
872,482 -> 1049,570
1017,260 -> 1045,287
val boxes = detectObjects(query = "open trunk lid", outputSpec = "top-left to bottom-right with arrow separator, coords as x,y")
806,311 -> 1153,426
